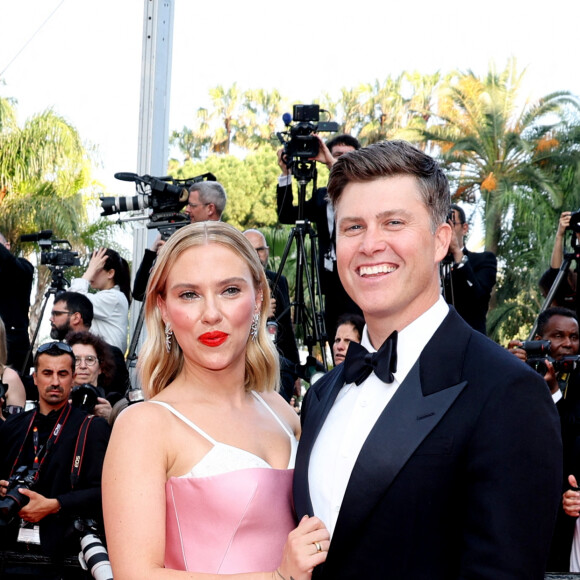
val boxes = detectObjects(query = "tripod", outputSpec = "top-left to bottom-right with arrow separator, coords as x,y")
22,266 -> 71,375
529,230 -> 580,339
273,159 -> 329,372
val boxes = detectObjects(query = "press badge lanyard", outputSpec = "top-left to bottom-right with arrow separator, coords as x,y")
9,403 -> 72,480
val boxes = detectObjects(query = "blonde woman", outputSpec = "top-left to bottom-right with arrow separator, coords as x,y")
103,222 -> 328,579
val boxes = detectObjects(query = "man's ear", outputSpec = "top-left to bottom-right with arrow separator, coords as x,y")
435,222 -> 452,262
70,311 -> 82,327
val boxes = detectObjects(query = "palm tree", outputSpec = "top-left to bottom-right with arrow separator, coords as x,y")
421,58 -> 580,257
0,99 -> 101,338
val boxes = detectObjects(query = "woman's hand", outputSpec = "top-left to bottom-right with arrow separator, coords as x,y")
563,474 -> 580,517
277,515 -> 329,580
83,247 -> 108,285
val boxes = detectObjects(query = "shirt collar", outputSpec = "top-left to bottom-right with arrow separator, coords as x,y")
361,295 -> 449,384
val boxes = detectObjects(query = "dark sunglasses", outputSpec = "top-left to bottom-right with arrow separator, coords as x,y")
36,341 -> 74,356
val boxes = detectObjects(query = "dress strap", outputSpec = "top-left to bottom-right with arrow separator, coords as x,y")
251,391 -> 293,438
148,400 -> 218,445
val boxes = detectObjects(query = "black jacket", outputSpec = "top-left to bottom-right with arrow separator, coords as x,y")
0,404 -> 111,557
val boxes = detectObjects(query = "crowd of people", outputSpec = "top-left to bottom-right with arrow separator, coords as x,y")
0,136 -> 578,579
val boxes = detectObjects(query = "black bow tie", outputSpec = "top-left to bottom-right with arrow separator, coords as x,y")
343,331 -> 398,386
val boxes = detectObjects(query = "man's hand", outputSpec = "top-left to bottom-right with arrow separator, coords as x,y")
268,297 -> 277,319
310,135 -> 335,169
0,479 -> 9,497
94,397 -> 112,421
150,234 -> 165,253
278,147 -> 290,176
18,489 -> 61,523
507,340 -> 527,363
542,359 -> 560,395
557,211 -> 572,237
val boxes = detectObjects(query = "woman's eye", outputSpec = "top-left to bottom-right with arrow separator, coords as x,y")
223,286 -> 241,296
179,291 -> 198,300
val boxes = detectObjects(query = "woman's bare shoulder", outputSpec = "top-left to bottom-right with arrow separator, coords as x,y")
257,390 -> 300,436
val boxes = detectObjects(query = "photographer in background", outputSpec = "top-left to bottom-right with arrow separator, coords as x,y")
276,134 -> 362,342
0,231 -> 34,374
508,306 -> 580,571
0,341 -> 110,571
441,204 -> 497,335
69,248 -> 131,353
49,291 -> 130,403
540,211 -> 580,310
132,180 -> 227,301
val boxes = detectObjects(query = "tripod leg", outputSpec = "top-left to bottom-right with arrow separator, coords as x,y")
126,300 -> 146,370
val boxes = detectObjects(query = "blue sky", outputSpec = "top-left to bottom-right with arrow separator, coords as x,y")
1,0 -> 579,196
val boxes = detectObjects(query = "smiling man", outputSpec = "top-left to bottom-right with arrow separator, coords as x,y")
294,140 -> 563,579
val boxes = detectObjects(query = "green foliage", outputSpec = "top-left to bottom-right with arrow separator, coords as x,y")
172,147 -> 282,230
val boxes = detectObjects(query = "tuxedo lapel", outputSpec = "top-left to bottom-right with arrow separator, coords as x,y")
294,366 -> 346,516
329,311 -> 471,554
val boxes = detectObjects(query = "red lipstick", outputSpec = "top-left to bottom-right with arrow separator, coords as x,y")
199,331 -> 228,347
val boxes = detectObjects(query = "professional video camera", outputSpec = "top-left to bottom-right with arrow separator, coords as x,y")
99,172 -> 217,239
276,104 -> 339,182
75,518 -> 113,580
0,465 -> 37,526
20,230 -> 80,269
521,339 -> 580,375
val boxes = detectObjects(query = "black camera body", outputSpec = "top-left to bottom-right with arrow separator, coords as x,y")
71,383 -> 105,415
0,466 -> 37,526
522,339 -> 580,375
278,104 -> 339,161
567,210 -> 580,233
20,230 -> 80,269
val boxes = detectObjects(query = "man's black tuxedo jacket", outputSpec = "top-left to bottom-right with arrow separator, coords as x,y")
294,309 -> 562,579
443,248 -> 497,335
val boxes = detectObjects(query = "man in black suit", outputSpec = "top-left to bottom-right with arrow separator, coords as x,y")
0,231 -> 34,374
441,204 -> 497,334
0,342 -> 110,567
276,134 -> 362,342
293,140 -> 562,579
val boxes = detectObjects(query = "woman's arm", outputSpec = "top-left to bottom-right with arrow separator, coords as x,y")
3,367 -> 26,407
103,402 -> 326,580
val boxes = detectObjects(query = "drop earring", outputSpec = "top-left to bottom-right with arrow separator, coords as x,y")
165,322 -> 173,353
250,313 -> 259,341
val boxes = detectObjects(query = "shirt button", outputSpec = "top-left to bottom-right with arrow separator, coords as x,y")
334,505 -> 340,513
360,399 -> 368,407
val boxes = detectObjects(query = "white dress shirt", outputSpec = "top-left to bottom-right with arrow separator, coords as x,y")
308,296 -> 449,536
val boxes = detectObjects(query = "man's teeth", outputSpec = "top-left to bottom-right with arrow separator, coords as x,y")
359,265 -> 397,276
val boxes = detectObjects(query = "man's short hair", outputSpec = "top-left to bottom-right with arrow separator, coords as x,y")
33,341 -> 76,371
55,291 -> 94,327
327,140 -> 450,231
536,306 -> 578,337
189,181 -> 227,216
326,134 -> 361,153
450,204 -> 467,224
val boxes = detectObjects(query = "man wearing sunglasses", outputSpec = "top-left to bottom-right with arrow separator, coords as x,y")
0,341 -> 110,566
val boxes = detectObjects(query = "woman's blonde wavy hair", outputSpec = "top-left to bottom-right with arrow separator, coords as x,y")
139,222 -> 280,398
